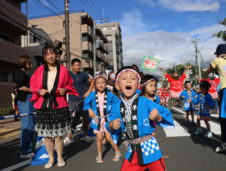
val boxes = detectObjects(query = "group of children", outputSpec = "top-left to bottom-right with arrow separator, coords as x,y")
180,80 -> 215,137
83,66 -> 174,170
82,61 -> 221,170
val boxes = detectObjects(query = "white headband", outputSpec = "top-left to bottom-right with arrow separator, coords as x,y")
115,69 -> 141,83
94,74 -> 107,80
141,79 -> 155,87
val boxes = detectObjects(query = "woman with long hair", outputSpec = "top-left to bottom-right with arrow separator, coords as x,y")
30,45 -> 78,168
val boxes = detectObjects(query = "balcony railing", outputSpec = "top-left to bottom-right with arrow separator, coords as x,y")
0,39 -> 24,63
0,0 -> 27,32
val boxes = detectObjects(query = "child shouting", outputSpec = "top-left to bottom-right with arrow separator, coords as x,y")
107,66 -> 174,171
84,73 -> 121,163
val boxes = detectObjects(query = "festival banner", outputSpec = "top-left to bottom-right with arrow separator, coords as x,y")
141,56 -> 160,71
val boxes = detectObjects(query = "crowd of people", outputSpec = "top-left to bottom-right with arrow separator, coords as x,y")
13,43 -> 226,170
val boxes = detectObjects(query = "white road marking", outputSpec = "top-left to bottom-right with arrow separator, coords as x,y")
163,119 -> 190,137
164,107 -> 221,137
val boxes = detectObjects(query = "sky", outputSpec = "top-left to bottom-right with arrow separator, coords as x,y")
22,0 -> 226,73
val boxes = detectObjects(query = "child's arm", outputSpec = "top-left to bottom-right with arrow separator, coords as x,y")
205,94 -> 215,109
88,109 -> 96,118
106,102 -> 122,131
179,91 -> 186,100
149,109 -> 162,122
109,119 -> 121,130
83,92 -> 94,111
147,99 -> 174,127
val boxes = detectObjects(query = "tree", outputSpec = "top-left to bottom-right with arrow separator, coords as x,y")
213,18 -> 226,42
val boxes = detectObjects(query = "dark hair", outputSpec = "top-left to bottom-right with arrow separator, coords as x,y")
42,45 -> 57,57
215,44 -> 226,56
132,64 -> 139,72
18,55 -> 31,69
184,80 -> 191,85
200,81 -> 211,91
141,74 -> 158,95
71,58 -> 81,65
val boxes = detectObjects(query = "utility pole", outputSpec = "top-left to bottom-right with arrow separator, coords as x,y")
65,0 -> 70,70
192,38 -> 201,79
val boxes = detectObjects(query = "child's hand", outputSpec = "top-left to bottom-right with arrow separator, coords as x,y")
88,109 -> 96,118
187,99 -> 192,102
109,119 -> 121,129
149,109 -> 162,122
205,106 -> 210,109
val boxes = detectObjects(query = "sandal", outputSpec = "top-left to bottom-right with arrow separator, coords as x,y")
57,160 -> 65,167
96,154 -> 103,163
44,162 -> 54,169
113,151 -> 122,162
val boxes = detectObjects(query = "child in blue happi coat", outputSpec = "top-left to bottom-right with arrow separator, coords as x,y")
83,73 -> 121,163
141,74 -> 160,104
141,74 -> 160,137
107,66 -> 174,171
194,81 -> 215,137
180,80 -> 197,126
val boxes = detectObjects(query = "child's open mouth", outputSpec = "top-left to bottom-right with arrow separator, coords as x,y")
125,85 -> 132,90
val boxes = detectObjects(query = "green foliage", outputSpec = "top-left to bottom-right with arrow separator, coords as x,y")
213,18 -> 226,42
0,108 -> 14,116
164,63 -> 209,85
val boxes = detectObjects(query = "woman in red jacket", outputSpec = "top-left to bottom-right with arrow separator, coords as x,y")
30,45 -> 78,168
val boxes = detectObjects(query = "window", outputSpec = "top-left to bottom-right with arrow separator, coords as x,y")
0,72 -> 15,83
0,72 -> 7,82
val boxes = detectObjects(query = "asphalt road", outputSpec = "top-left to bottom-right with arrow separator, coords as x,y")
1,111 -> 226,171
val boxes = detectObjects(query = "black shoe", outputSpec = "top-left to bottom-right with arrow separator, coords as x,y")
191,121 -> 196,127
14,117 -> 20,121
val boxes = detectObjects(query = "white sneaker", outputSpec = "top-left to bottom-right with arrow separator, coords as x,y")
64,137 -> 73,145
194,128 -> 202,135
215,143 -> 226,153
204,131 -> 213,138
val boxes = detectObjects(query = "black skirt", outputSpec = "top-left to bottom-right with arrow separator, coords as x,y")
35,107 -> 72,138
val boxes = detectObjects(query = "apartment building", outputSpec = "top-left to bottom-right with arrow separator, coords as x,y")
0,0 -> 27,107
97,22 -> 123,73
21,26 -> 53,73
29,12 -> 109,74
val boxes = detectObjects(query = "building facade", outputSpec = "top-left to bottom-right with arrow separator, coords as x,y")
0,0 -> 27,108
97,22 -> 123,73
21,26 -> 53,74
29,12 -> 109,75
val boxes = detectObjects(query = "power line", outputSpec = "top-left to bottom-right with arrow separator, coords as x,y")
84,0 -> 101,18
36,0 -> 64,20
81,0 -> 98,19
45,0 -> 81,25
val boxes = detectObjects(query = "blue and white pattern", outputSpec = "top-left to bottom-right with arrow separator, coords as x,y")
141,137 -> 160,156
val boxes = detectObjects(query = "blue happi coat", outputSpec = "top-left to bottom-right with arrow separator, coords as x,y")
106,95 -> 174,165
153,95 -> 161,104
83,91 -> 120,143
195,93 -> 215,117
179,90 -> 197,111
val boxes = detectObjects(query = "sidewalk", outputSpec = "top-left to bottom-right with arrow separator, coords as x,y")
0,118 -> 25,170
0,118 -> 21,145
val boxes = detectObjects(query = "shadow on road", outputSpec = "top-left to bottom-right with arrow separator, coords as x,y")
0,138 -> 28,170
63,138 -> 94,161
174,117 -> 226,155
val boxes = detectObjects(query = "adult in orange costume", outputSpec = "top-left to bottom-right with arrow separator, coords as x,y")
160,68 -> 187,98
